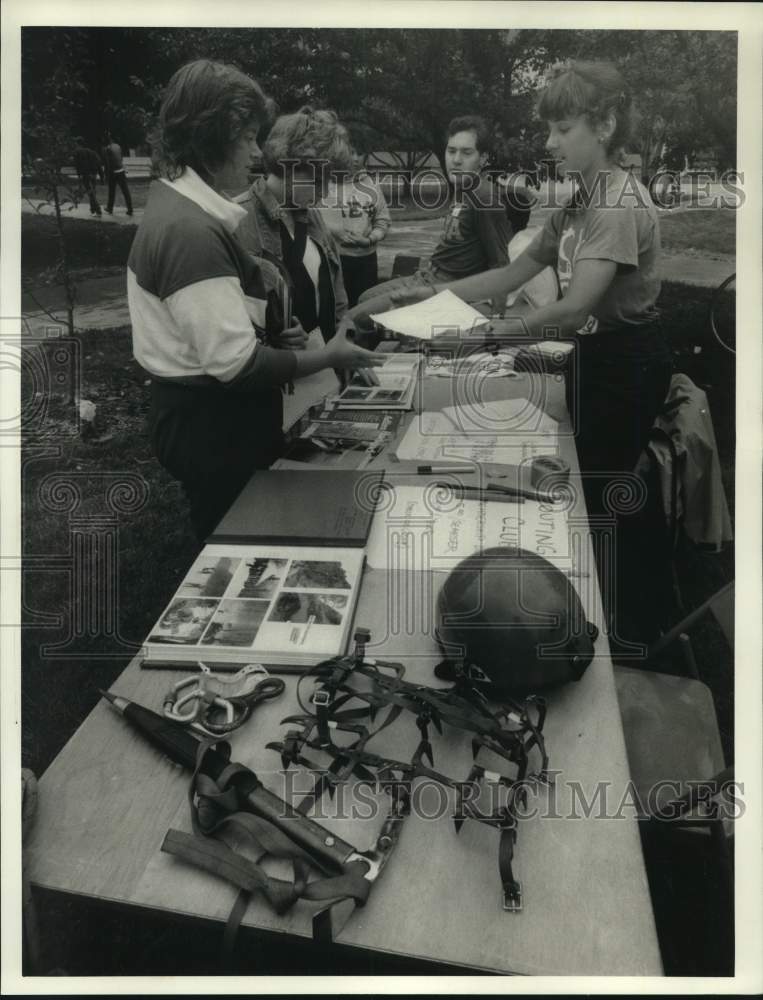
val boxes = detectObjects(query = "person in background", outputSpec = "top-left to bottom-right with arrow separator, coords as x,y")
355,115 -> 512,309
493,171 -> 536,235
73,143 -> 104,216
321,153 -> 391,306
102,131 -> 133,216
128,61 -> 382,542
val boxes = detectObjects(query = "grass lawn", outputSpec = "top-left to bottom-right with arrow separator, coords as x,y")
22,214 -> 138,281
21,330 -> 199,775
659,207 -> 736,256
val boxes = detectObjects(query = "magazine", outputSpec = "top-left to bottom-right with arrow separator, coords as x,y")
142,544 -> 365,668
329,354 -> 421,410
279,408 -> 403,468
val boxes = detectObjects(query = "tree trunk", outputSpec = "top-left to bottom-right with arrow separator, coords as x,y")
51,180 -> 78,406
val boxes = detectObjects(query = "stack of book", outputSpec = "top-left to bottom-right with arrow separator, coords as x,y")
328,354 -> 421,411
281,405 -> 403,468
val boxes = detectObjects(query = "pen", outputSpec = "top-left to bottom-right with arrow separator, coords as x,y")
433,482 -> 524,503
417,464 -> 475,474
486,482 -> 559,504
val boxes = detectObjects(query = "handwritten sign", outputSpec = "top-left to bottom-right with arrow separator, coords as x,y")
366,485 -> 571,572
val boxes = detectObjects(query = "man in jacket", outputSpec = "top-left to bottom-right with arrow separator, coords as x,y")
102,131 -> 133,216
73,144 -> 104,216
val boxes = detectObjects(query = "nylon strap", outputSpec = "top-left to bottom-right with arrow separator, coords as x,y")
164,737 -> 372,961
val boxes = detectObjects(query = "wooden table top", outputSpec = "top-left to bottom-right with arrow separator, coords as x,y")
25,363 -> 662,976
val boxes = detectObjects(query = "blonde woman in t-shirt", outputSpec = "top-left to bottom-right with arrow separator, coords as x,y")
350,62 -> 674,642
358,61 -> 671,497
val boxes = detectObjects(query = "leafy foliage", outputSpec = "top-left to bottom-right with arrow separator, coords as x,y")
551,30 -> 738,176
22,27 -> 737,178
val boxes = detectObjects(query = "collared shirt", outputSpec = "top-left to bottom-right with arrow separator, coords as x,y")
163,165 -> 248,233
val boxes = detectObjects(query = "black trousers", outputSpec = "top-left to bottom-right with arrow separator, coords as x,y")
148,381 -> 285,543
80,173 -> 101,215
340,253 -> 378,308
565,324 -> 673,645
106,171 -> 133,214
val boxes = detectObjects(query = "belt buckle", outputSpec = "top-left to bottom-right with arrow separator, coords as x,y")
502,881 -> 522,913
312,689 -> 331,707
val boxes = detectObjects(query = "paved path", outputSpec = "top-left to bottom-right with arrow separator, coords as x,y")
21,208 -> 735,334
379,213 -> 735,288
23,198 -> 142,225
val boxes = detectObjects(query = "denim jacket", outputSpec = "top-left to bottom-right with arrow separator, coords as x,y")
234,177 -> 348,337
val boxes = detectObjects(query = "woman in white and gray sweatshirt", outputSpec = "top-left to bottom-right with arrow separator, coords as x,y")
127,60 -> 381,541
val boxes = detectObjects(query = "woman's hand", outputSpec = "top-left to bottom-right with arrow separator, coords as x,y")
341,232 -> 371,248
325,328 -> 386,372
271,320 -> 309,350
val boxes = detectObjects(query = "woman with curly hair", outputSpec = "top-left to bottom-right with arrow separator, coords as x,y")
128,62 -> 381,541
234,107 -> 358,389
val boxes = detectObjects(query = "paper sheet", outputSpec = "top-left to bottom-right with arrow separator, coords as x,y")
369,289 -> 491,340
366,485 -> 572,571
396,408 -> 558,466
441,398 -> 558,438
423,349 -> 519,378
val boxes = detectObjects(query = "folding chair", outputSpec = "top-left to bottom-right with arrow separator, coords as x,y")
22,768 -> 43,974
390,254 -> 421,279
614,581 -> 734,975
503,228 -> 559,311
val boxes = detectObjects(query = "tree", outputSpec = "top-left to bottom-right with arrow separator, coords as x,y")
550,30 -> 738,180
22,27 -> 737,190
22,28 -> 93,360
307,29 -> 568,186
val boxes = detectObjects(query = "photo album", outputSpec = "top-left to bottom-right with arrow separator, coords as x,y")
142,545 -> 366,668
329,354 -> 421,410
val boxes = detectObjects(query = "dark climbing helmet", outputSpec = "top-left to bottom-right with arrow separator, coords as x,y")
436,546 -> 598,696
